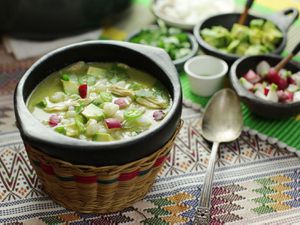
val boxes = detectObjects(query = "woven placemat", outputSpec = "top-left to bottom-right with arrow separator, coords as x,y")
2,103 -> 300,224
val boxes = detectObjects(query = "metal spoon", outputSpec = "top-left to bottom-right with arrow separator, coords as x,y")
193,88 -> 243,225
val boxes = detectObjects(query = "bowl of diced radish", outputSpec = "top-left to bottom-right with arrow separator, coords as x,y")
230,55 -> 300,119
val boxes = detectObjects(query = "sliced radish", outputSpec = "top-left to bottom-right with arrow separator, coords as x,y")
104,118 -> 122,129
267,68 -> 281,84
266,83 -> 278,102
264,87 -> 269,96
239,77 -> 253,90
286,92 -> 294,102
153,110 -> 165,121
255,90 -> 267,100
256,60 -> 270,77
293,91 -> 300,102
244,70 -> 260,84
287,84 -> 298,93
49,114 -> 61,127
114,98 -> 128,109
79,84 -> 88,98
291,72 -> 300,86
288,76 -> 296,85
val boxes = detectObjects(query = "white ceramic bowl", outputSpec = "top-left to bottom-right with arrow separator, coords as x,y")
151,0 -> 235,30
184,55 -> 228,96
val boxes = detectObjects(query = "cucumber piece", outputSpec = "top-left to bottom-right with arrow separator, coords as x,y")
61,80 -> 79,95
81,104 -> 104,121
93,132 -> 113,142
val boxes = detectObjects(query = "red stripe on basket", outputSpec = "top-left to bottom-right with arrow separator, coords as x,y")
40,163 -> 55,175
118,170 -> 139,181
154,156 -> 167,167
75,175 -> 98,184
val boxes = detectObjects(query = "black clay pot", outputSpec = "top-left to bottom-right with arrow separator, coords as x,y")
230,55 -> 300,119
14,41 -> 182,166
194,8 -> 299,65
0,0 -> 131,40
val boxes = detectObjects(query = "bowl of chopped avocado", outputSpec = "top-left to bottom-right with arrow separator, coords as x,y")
127,21 -> 198,69
194,8 -> 299,64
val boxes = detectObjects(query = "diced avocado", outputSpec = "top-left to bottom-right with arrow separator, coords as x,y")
227,40 -> 240,53
81,103 -> 104,121
231,24 -> 249,42
61,80 -> 79,95
87,66 -> 107,77
249,29 -> 262,45
250,19 -> 264,29
93,132 -> 113,142
201,27 -> 230,48
236,43 -> 249,55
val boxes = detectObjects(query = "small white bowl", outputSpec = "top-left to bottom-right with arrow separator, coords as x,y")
184,55 -> 228,97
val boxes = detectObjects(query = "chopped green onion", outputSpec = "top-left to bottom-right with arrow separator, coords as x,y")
61,74 -> 70,81
124,108 -> 145,120
54,126 -> 66,134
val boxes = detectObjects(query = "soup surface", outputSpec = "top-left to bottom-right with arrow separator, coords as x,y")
28,62 -> 171,142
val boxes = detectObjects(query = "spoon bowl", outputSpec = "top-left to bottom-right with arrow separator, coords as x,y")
194,88 -> 243,225
202,89 -> 243,143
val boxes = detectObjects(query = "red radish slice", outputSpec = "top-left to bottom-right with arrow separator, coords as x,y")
244,70 -> 260,84
79,84 -> 87,98
277,90 -> 293,102
286,92 -> 294,102
153,110 -> 165,121
49,114 -> 60,127
267,68 -> 281,84
277,78 -> 288,90
105,118 -> 122,129
114,98 -> 128,109
267,68 -> 288,90
288,76 -> 296,85
264,88 -> 269,96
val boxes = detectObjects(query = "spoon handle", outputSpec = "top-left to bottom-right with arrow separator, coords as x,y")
194,142 -> 219,225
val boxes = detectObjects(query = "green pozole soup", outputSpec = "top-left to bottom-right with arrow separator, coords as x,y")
27,62 -> 172,142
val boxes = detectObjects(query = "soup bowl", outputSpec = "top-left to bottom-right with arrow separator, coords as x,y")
14,40 -> 182,213
194,8 -> 299,64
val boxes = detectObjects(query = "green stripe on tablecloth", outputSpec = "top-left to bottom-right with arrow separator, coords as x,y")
180,73 -> 300,150
132,0 -> 151,5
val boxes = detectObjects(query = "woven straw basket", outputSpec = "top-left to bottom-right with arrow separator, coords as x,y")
24,121 -> 182,213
